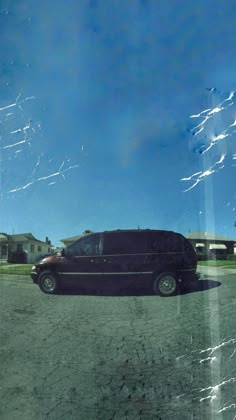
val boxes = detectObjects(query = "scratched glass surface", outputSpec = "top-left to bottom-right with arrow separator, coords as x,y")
0,1 -> 236,419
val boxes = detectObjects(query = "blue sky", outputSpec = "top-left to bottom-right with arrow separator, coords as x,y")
0,0 -> 235,247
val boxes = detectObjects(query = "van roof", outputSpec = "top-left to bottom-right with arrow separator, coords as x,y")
103,229 -> 179,234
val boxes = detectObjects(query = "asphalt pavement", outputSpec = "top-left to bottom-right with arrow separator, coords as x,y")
0,271 -> 236,420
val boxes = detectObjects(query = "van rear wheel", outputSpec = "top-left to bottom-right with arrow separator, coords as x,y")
153,272 -> 178,297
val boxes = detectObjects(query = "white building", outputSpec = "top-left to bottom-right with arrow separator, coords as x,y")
186,231 -> 236,259
0,232 -> 52,264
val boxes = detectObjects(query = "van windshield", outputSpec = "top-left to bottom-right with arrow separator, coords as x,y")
67,234 -> 101,256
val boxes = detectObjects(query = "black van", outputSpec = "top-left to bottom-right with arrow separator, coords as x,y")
31,229 -> 197,296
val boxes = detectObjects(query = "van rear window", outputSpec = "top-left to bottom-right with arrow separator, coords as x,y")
150,232 -> 184,253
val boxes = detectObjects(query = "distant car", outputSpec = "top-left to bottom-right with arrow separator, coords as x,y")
31,229 -> 197,296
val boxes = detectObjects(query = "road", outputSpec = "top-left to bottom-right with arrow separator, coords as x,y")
0,272 -> 236,420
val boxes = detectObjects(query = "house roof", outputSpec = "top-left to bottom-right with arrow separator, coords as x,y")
186,231 -> 236,242
0,233 -> 11,241
11,233 -> 38,242
60,235 -> 84,243
0,232 -> 51,246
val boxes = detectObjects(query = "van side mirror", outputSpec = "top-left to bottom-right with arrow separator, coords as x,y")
61,248 -> 65,257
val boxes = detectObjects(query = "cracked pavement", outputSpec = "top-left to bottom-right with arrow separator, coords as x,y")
0,273 -> 236,419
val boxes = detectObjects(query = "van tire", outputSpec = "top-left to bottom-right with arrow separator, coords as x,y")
38,272 -> 59,294
153,272 -> 178,297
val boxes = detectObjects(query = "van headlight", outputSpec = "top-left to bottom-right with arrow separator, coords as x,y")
32,265 -> 36,270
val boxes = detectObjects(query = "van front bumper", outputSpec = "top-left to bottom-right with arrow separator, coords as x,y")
31,271 -> 39,284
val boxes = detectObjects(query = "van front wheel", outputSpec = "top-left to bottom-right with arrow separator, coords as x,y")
38,272 -> 59,294
153,272 -> 178,297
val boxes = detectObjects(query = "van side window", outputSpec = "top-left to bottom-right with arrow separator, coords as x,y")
67,234 -> 101,256
103,232 -> 148,254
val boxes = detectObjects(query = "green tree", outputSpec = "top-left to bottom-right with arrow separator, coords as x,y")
83,229 -> 93,235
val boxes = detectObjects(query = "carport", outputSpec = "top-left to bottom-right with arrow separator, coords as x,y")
208,243 -> 227,259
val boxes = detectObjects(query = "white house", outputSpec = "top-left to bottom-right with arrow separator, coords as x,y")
0,232 -> 52,264
186,231 -> 236,259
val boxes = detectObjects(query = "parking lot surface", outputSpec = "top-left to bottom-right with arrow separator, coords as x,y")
0,272 -> 236,419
